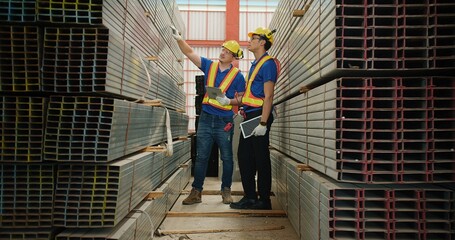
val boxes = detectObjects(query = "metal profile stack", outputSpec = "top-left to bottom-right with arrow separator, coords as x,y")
271,150 -> 455,240
1,0 -> 190,238
0,0 -> 186,110
268,0 -> 306,104
269,0 -> 455,239
43,96 -> 174,162
52,141 -> 190,229
272,76 -> 455,183
274,0 -> 455,92
0,164 -> 55,228
162,140 -> 191,182
54,160 -> 191,239
271,148 -> 290,213
169,110 -> 190,139
0,228 -> 59,240
0,97 -> 47,162
286,157 -> 302,237
0,25 -> 41,92
53,159 -> 136,228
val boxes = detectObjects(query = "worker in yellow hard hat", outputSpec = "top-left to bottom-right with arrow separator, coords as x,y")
170,26 -> 245,206
230,26 -> 280,210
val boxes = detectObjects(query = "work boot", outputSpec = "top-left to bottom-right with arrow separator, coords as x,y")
182,188 -> 201,205
221,187 -> 233,204
230,196 -> 256,209
251,198 -> 272,210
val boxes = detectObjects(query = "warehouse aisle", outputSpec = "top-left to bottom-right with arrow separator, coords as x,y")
154,177 -> 299,240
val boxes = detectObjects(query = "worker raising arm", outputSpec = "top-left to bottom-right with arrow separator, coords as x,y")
170,26 -> 245,205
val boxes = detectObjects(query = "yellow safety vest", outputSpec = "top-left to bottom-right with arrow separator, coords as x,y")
202,62 -> 240,110
242,55 -> 274,108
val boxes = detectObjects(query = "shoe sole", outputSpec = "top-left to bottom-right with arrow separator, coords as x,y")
182,200 -> 202,205
229,204 -> 254,209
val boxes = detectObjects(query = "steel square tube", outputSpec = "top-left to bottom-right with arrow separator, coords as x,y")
0,0 -> 37,22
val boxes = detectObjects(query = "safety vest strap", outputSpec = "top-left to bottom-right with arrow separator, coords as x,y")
202,62 -> 240,110
206,62 -> 218,87
242,56 -> 274,108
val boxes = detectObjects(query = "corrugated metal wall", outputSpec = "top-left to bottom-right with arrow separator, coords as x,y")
177,0 -> 278,131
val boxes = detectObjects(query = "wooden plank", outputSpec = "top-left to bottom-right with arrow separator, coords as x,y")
292,9 -> 306,17
143,146 -> 166,152
157,225 -> 285,235
297,164 -> 312,171
145,191 -> 164,200
181,189 -> 276,196
179,163 -> 190,168
139,99 -> 163,106
300,86 -> 310,93
166,210 -> 287,218
181,190 -> 244,196
145,56 -> 159,61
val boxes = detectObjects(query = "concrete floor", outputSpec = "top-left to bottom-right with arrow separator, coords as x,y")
154,177 -> 300,240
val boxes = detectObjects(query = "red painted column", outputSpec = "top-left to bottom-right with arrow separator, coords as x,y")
226,0 -> 240,112
226,0 -> 240,70
226,0 -> 240,42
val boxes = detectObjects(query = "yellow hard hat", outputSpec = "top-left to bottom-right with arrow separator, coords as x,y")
248,27 -> 276,44
222,40 -> 244,59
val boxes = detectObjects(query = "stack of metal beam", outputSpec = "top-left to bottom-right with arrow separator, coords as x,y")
269,0 -> 455,239
282,0 -> 454,91
0,0 -> 190,238
37,0 -> 185,109
53,140 -> 190,229
43,96 -> 187,163
0,228 -> 60,240
162,140 -> 191,184
54,160 -> 191,239
0,164 -> 55,228
271,147 -> 290,213
169,110 -> 190,139
0,25 -> 41,92
0,97 -> 47,162
271,150 -> 455,240
1,0 -> 185,109
267,0 -> 306,104
272,76 -> 455,183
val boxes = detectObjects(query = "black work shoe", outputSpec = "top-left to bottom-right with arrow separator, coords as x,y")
251,199 -> 272,210
229,197 -> 256,209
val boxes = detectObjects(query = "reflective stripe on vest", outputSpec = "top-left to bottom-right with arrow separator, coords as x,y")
202,62 -> 240,110
242,55 -> 273,108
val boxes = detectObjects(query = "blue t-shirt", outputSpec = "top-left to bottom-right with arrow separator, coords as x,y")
200,57 -> 246,117
244,53 -> 278,113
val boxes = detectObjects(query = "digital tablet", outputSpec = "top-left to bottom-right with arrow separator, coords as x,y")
205,86 -> 223,99
239,116 -> 261,138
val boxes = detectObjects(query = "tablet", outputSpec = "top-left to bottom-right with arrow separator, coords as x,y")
205,86 -> 223,99
239,116 -> 261,138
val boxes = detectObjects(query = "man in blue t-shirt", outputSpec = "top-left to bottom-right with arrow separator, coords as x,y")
229,27 -> 279,210
171,26 -> 245,205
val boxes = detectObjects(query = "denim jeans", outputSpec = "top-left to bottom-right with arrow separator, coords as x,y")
192,111 -> 234,191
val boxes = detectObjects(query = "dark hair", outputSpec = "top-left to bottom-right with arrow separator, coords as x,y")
264,40 -> 272,51
259,36 -> 272,51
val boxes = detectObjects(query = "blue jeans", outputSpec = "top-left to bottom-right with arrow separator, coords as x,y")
192,111 -> 234,191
